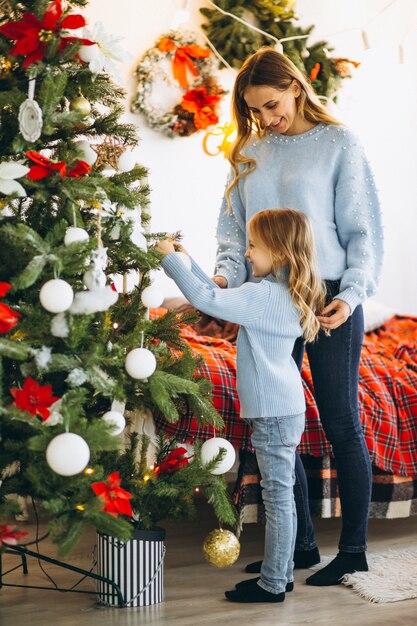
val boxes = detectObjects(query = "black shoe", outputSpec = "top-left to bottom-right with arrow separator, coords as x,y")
244,560 -> 262,574
306,551 -> 368,587
225,585 -> 285,603
294,546 -> 321,569
235,577 -> 294,592
244,547 -> 321,574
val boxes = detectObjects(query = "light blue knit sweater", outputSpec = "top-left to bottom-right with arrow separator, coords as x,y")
161,254 -> 305,419
215,123 -> 383,314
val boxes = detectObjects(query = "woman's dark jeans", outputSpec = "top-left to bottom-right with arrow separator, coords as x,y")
293,280 -> 372,553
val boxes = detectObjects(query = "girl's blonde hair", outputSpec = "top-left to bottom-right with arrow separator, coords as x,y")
248,209 -> 326,343
226,47 -> 342,210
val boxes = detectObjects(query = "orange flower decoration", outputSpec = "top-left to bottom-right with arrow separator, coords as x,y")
310,63 -> 321,81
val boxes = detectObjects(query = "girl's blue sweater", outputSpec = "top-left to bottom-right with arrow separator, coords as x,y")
161,254 -> 305,419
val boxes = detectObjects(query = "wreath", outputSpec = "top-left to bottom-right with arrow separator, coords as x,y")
131,30 -> 225,138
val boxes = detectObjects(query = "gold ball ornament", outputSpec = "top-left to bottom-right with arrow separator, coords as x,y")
70,95 -> 91,118
202,529 -> 240,568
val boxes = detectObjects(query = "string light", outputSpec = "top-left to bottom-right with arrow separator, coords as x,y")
143,474 -> 151,482
398,44 -> 404,64
84,467 -> 95,475
361,30 -> 371,50
198,27 -> 233,71
75,504 -> 85,511
112,322 -> 119,329
171,0 -> 190,29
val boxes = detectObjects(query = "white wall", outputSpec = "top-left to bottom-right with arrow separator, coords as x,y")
84,0 -> 417,314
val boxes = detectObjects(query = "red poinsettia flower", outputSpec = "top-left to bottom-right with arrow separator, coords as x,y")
0,282 -> 21,333
0,525 -> 28,549
91,471 -> 133,517
154,447 -> 190,475
0,0 -> 91,69
181,87 -> 221,113
10,376 -> 59,421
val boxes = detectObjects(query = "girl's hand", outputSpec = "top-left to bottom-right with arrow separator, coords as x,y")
317,299 -> 351,330
156,240 -> 176,255
211,276 -> 228,288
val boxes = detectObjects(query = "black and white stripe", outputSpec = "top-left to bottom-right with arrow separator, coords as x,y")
96,528 -> 166,607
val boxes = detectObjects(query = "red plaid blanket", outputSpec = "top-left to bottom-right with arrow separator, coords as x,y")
153,313 -> 417,477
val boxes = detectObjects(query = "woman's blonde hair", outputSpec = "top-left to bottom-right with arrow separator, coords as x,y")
226,47 -> 342,210
248,208 -> 326,343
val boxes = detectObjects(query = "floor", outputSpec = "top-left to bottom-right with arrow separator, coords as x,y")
1,499 -> 416,626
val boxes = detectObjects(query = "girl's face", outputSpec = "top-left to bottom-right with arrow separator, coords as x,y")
243,83 -> 304,136
245,231 -> 273,277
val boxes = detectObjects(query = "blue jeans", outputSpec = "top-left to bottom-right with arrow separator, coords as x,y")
250,413 -> 305,594
293,280 -> 372,553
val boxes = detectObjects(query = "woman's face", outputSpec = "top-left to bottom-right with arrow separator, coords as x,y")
243,83 -> 303,136
244,230 -> 273,277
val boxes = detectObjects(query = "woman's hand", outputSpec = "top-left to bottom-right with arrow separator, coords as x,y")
317,299 -> 351,331
155,240 -> 175,255
211,276 -> 228,288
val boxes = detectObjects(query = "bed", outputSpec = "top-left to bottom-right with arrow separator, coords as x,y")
151,304 -> 417,522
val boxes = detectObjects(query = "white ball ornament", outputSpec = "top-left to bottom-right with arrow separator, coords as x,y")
40,279 -> 74,313
102,411 -> 126,435
141,285 -> 164,309
117,151 -> 136,173
78,43 -> 99,64
175,251 -> 192,271
75,140 -> 98,166
64,226 -> 89,246
125,347 -> 156,379
200,437 -> 236,475
46,432 -> 90,476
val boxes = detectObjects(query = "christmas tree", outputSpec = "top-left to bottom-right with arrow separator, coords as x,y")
0,0 -> 235,556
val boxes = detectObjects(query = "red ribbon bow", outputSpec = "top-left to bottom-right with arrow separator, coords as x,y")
154,447 -> 190,475
26,151 -> 91,180
157,37 -> 211,88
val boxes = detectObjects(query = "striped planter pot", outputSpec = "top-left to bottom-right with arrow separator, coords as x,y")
96,527 -> 166,607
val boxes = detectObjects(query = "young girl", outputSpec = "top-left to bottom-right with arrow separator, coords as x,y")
157,209 -> 326,603
213,47 -> 383,586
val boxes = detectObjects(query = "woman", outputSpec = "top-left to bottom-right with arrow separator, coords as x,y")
213,47 -> 383,586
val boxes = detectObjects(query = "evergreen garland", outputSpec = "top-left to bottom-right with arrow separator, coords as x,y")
200,0 -> 357,98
